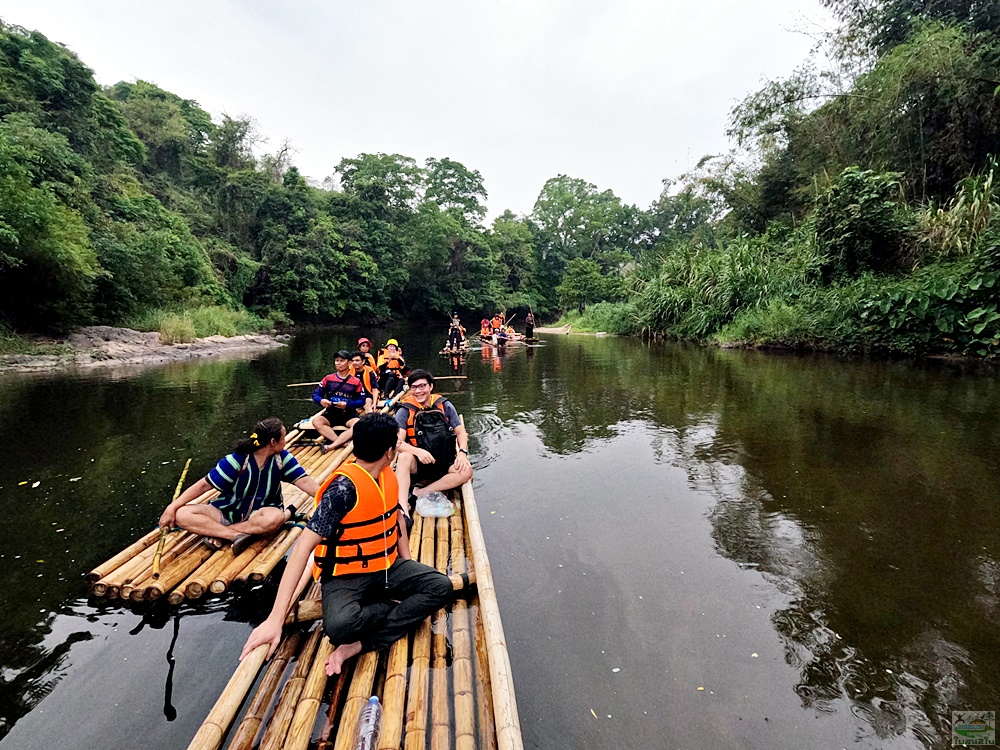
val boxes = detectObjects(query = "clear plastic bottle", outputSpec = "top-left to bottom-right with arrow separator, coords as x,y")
353,695 -> 383,750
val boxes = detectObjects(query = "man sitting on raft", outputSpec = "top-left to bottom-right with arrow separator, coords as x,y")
240,413 -> 453,675
312,350 -> 367,452
158,418 -> 319,554
394,369 -> 473,511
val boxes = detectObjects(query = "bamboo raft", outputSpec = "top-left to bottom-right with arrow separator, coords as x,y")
85,425 -> 356,604
187,478 -> 522,750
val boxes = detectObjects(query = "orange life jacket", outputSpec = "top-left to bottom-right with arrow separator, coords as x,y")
399,393 -> 451,446
490,316 -> 502,332
311,462 -> 399,580
480,324 -> 491,337
378,348 -> 405,375
351,364 -> 378,396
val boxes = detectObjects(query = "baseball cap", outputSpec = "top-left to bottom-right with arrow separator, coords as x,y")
335,349 -> 352,360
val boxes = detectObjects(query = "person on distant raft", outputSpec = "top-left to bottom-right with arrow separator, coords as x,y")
158,418 -> 317,554
377,339 -> 408,402
357,337 -> 377,370
480,318 -> 491,338
239,413 -> 453,675
525,311 -> 535,339
490,313 -> 503,335
312,350 -> 367,453
447,312 -> 465,352
351,350 -> 380,413
394,369 -> 473,512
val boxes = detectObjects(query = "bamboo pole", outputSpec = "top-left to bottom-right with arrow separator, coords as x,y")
450,507 -> 476,750
126,533 -> 201,600
461,481 -> 522,750
86,527 -> 161,583
182,546 -> 241,600
116,531 -> 195,598
430,517 -> 451,750
259,625 -> 324,750
154,458 -> 192,578
403,514 -> 436,750
467,533 -> 497,750
227,631 -> 303,750
142,544 -> 213,601
209,536 -> 272,594
316,660 -> 351,750
186,644 -> 269,750
333,650 -> 380,750
284,635 -> 336,750
378,634 -> 410,750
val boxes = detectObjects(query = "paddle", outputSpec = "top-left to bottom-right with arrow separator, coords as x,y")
153,458 -> 192,580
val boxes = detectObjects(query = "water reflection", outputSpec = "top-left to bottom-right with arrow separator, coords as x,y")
1,331 -> 999,748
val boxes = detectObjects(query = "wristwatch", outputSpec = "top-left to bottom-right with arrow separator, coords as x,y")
458,448 -> 468,454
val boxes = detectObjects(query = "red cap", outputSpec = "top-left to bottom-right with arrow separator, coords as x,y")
357,337 -> 372,346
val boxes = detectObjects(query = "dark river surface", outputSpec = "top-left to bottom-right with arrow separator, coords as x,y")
1,329 -> 999,749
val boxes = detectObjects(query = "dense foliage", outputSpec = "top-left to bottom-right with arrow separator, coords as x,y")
3,2 -> 1000,359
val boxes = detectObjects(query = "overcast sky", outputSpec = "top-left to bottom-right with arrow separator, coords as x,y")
4,1 -> 832,219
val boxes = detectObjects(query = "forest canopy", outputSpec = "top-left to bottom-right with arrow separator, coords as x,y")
2,1 -> 1000,358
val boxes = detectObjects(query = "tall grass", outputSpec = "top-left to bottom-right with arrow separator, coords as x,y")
127,305 -> 273,343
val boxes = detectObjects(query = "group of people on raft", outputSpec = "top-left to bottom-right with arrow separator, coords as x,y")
478,310 -> 535,343
158,339 -> 473,675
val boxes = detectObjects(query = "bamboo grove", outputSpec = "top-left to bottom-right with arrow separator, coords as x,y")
3,0 -> 1000,358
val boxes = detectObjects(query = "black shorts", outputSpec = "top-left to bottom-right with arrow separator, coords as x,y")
322,405 -> 353,428
413,457 -> 449,486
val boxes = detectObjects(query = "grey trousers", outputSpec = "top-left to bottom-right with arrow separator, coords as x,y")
321,558 -> 453,652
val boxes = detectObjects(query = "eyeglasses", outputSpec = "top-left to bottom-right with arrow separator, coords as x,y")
410,381 -> 431,390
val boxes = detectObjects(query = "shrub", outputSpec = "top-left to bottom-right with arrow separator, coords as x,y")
157,312 -> 196,344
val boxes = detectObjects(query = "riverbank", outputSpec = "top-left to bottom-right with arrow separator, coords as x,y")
0,326 -> 287,374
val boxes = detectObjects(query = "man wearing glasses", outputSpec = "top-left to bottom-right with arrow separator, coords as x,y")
394,369 -> 473,513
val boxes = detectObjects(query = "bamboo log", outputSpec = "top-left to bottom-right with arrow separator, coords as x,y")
430,516 -> 452,750
284,636 -> 336,750
116,532 -> 194,598
209,536 -> 272,594
259,625 -> 324,750
228,631 -> 303,750
377,633 -> 410,750
402,514 -> 436,750
87,527 -> 160,583
182,545 -> 241,600
142,544 -> 213,601
316,657 -> 351,750
450,508 -> 476,750
186,644 -> 269,750
333,650 -> 379,750
461,481 -> 522,750
473,607 -> 498,750
127,533 -> 201,601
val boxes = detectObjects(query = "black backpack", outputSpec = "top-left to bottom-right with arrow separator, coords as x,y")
404,399 -> 456,466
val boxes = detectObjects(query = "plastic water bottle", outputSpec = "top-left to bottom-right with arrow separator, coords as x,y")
353,696 -> 383,750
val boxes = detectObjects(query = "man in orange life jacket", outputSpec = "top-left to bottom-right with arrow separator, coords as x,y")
394,369 -> 473,511
240,413 -> 453,675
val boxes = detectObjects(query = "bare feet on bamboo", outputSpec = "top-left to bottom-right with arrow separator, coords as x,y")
325,641 -> 362,675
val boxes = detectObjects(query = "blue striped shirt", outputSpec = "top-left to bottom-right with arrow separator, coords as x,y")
207,450 -> 306,518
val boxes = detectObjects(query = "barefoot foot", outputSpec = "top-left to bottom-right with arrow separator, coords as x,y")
325,641 -> 362,675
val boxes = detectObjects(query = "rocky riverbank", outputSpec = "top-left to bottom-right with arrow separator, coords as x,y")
0,326 -> 287,374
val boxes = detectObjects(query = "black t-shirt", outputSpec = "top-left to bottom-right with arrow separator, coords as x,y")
306,475 -> 358,539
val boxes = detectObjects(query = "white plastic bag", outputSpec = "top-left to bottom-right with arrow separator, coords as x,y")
416,491 -> 455,517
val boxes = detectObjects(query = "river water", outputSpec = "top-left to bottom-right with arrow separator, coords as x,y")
0,330 -> 998,749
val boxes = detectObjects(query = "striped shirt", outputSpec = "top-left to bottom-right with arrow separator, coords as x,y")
207,450 -> 306,519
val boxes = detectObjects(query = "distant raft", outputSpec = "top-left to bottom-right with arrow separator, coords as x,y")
186,478 -> 523,750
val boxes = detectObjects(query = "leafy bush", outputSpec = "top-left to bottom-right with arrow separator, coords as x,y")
814,168 -> 910,281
